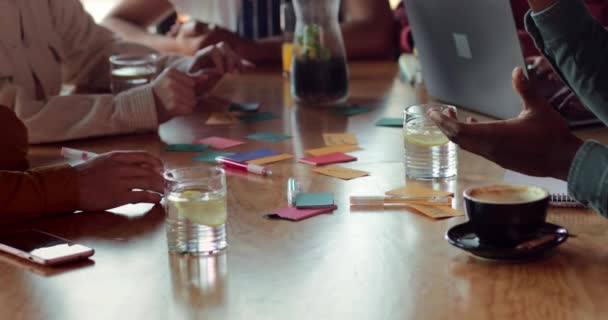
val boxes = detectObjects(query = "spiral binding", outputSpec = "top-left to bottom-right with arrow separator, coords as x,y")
550,193 -> 586,208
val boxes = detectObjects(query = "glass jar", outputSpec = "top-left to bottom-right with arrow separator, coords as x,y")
291,0 -> 349,106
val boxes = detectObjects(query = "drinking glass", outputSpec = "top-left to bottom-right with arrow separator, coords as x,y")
403,104 -> 458,179
164,167 -> 228,255
109,53 -> 158,94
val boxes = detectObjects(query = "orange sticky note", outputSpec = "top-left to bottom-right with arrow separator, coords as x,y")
385,185 -> 453,197
312,165 -> 369,180
305,144 -> 362,156
405,204 -> 464,219
323,133 -> 358,146
206,112 -> 240,125
247,154 -> 294,165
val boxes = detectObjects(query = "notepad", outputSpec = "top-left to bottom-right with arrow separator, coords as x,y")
295,193 -> 334,209
322,133 -> 358,146
193,151 -> 235,163
266,205 -> 338,221
239,112 -> 278,123
334,105 -> 372,116
385,185 -> 453,198
247,132 -> 292,142
228,148 -> 281,162
299,153 -> 357,166
305,144 -> 361,156
313,165 -> 370,180
247,154 -> 294,165
375,118 -> 403,127
503,170 -> 584,207
206,112 -> 240,125
198,137 -> 245,149
165,144 -> 209,152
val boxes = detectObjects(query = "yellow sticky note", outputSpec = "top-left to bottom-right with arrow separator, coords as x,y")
305,144 -> 362,156
206,112 -> 240,125
247,154 -> 294,165
323,133 -> 359,146
313,165 -> 369,180
386,185 -> 453,197
406,204 -> 464,219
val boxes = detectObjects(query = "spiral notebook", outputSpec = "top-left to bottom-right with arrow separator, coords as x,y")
503,171 -> 586,208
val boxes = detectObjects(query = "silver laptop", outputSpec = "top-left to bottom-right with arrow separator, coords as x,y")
404,0 -> 600,126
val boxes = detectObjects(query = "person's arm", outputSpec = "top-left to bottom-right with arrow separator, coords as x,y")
340,0 -> 395,59
102,0 -> 181,53
525,0 -> 608,124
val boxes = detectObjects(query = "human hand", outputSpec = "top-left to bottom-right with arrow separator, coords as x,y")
151,68 -> 207,123
173,21 -> 209,56
429,67 -> 583,180
528,0 -> 558,12
171,42 -> 254,75
73,151 -> 165,212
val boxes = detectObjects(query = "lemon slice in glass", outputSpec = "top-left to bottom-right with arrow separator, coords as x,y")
175,190 -> 227,227
404,131 -> 449,147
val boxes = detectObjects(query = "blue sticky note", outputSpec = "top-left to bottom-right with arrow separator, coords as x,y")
239,112 -> 278,123
193,151 -> 235,163
165,144 -> 209,152
334,105 -> 372,116
375,118 -> 403,127
229,102 -> 261,112
228,148 -> 281,162
295,193 -> 335,209
247,132 -> 292,143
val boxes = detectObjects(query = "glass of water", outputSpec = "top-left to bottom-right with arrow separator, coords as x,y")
109,53 -> 158,94
164,167 -> 228,255
403,104 -> 458,179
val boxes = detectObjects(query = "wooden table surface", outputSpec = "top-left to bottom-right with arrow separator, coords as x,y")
2,61 -> 608,320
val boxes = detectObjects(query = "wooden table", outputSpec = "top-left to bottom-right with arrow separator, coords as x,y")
2,61 -> 608,320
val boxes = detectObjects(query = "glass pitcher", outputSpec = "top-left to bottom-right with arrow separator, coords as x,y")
291,0 -> 349,106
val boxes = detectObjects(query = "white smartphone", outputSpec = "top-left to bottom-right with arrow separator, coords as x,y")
0,230 -> 94,266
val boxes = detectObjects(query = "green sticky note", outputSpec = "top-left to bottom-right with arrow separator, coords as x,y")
375,118 -> 403,127
295,192 -> 335,209
165,144 -> 209,152
193,151 -> 235,163
247,132 -> 292,142
334,105 -> 372,116
229,102 -> 260,112
239,112 -> 278,123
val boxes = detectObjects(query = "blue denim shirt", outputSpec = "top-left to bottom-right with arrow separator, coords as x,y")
525,0 -> 608,216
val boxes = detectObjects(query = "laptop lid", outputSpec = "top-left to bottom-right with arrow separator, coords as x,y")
404,0 -> 527,120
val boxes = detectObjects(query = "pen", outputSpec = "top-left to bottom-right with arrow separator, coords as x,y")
61,147 -> 98,161
349,196 -> 453,207
216,157 -> 272,176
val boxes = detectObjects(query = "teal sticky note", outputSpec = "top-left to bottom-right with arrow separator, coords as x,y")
229,102 -> 260,112
165,144 -> 209,152
295,192 -> 335,209
247,132 -> 292,142
239,112 -> 278,123
375,118 -> 403,127
193,151 -> 235,163
334,105 -> 372,116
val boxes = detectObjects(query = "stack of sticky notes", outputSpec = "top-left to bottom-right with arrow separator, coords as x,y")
301,133 -> 369,181
384,185 -> 463,219
267,192 -> 337,221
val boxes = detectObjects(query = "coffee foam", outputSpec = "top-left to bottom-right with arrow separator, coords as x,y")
466,184 -> 548,204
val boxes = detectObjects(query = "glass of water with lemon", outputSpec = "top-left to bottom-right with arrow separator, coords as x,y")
403,104 -> 457,179
164,167 -> 227,255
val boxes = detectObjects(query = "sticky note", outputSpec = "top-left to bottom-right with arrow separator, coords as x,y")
165,144 -> 209,152
299,153 -> 357,166
229,102 -> 260,112
239,112 -> 278,123
385,185 -> 453,197
375,118 -> 403,127
193,151 -> 235,163
406,204 -> 464,219
305,144 -> 361,156
295,193 -> 334,209
198,137 -> 245,149
228,148 -> 281,162
205,112 -> 240,125
322,133 -> 358,146
334,105 -> 372,116
247,132 -> 292,143
312,165 -> 370,180
247,154 -> 294,165
266,205 -> 338,221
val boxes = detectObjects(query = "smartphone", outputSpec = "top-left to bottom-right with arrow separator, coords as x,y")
0,230 -> 94,266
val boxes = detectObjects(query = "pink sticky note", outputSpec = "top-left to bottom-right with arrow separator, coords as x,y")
266,205 -> 338,221
198,136 -> 245,149
298,152 -> 357,166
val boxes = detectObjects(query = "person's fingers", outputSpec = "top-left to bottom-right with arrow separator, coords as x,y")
168,69 -> 195,88
429,110 -> 464,142
171,82 -> 196,101
209,47 -> 226,74
110,152 -> 164,171
512,67 -> 544,110
120,191 -> 163,205
116,165 -> 161,178
122,176 -> 165,194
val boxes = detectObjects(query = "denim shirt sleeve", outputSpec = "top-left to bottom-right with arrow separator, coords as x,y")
568,141 -> 608,217
525,0 -> 608,216
525,0 -> 608,125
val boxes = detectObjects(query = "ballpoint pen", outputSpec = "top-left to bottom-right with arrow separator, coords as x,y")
61,147 -> 99,161
349,195 -> 453,207
216,157 -> 272,176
